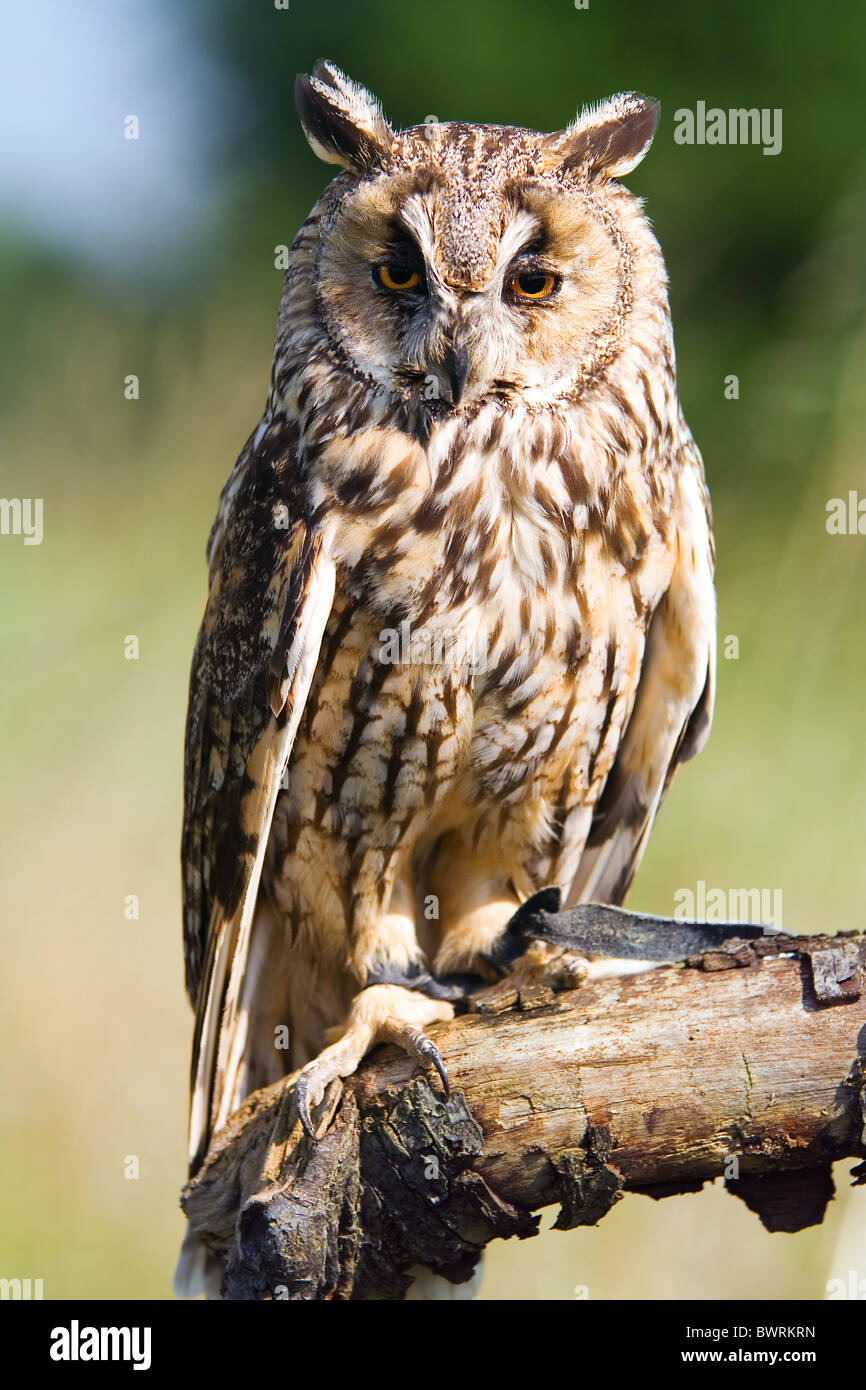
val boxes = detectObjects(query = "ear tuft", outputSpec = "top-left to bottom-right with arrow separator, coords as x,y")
295,60 -> 394,172
544,93 -> 659,180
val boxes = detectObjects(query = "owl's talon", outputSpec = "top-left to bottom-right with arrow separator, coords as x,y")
295,1048 -> 360,1142
296,1080 -> 314,1139
295,1070 -> 327,1141
293,984 -> 453,1141
397,1026 -> 450,1095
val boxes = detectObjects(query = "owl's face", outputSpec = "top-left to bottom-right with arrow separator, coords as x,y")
296,64 -> 660,412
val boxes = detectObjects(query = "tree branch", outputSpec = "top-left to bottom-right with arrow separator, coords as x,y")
181,929 -> 866,1299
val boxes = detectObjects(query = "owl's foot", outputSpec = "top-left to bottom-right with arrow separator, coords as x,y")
295,984 -> 454,1140
485,887 -> 572,976
472,897 -> 590,1009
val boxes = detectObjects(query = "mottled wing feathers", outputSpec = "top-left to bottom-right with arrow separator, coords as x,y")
183,419 -> 293,1001
568,454 -> 716,908
181,418 -> 336,1172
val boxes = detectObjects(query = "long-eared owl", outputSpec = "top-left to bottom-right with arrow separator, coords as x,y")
176,62 -> 715,1298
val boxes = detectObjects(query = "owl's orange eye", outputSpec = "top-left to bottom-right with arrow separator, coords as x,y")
509,271 -> 557,299
377,264 -> 421,291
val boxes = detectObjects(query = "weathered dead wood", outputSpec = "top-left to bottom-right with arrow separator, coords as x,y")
181,930 -> 866,1299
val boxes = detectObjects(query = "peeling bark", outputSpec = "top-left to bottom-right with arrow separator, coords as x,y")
181,930 -> 866,1299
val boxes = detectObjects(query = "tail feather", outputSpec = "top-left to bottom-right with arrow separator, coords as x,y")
173,1227 -> 223,1301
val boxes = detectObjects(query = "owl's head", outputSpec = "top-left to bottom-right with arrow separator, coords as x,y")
293,62 -> 661,412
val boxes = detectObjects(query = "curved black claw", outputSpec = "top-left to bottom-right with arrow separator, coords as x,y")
294,1071 -> 316,1140
295,1071 -> 332,1142
403,1026 -> 450,1095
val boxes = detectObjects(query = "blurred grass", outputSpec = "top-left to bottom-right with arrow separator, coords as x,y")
1,0 -> 865,1299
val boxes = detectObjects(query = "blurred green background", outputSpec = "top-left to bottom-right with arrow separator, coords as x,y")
1,0 -> 865,1300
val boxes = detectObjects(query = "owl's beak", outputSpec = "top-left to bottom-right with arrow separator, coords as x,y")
442,342 -> 470,405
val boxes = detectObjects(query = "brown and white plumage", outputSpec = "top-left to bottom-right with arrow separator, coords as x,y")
176,61 -> 715,1298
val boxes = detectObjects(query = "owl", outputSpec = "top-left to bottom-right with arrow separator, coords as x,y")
176,62 -> 715,1298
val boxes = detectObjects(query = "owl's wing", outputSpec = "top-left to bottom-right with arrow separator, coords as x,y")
182,417 -> 336,1175
568,444 -> 715,908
